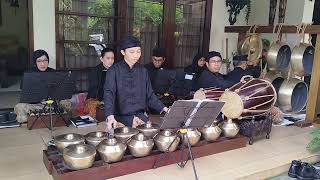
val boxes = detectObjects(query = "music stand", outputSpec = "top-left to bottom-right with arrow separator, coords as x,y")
21,71 -> 75,144
154,99 -> 225,180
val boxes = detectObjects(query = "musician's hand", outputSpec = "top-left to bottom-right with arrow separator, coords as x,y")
106,115 -> 117,131
132,116 -> 145,128
250,59 -> 260,66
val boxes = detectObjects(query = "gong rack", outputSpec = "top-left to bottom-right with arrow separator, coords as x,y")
225,25 -> 320,127
43,136 -> 246,180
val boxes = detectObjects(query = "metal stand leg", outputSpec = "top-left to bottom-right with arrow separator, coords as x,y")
186,135 -> 199,180
177,133 -> 199,180
47,101 -> 55,146
153,133 -> 180,169
153,129 -> 199,180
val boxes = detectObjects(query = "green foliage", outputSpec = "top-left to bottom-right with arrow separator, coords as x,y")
134,1 -> 163,26
88,0 -> 114,31
307,128 -> 320,151
134,1 -> 184,26
58,0 -> 185,55
132,1 -> 184,37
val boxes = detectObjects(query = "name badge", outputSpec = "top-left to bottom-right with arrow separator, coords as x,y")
185,74 -> 193,80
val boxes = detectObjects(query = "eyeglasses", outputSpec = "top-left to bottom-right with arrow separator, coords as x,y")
209,60 -> 222,64
36,59 -> 48,63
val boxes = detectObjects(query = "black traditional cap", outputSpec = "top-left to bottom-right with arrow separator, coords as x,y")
120,36 -> 141,50
205,51 -> 222,62
233,55 -> 248,66
32,49 -> 49,63
152,47 -> 166,58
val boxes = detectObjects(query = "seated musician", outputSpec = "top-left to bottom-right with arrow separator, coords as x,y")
184,53 -> 206,91
104,36 -> 169,130
15,49 -> 58,123
30,49 -> 55,72
87,48 -> 115,101
226,55 -> 260,84
20,49 -> 55,89
144,47 -> 167,93
246,58 -> 261,78
196,51 -> 233,90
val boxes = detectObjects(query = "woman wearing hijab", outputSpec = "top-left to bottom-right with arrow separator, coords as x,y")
30,49 -> 54,72
15,50 -> 55,123
184,53 -> 206,90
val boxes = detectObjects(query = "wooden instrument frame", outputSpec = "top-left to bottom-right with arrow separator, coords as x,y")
43,136 -> 247,180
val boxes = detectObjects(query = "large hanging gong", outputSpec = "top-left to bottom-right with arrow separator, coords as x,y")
238,34 -> 263,61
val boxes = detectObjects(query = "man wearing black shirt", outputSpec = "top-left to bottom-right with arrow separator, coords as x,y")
226,55 -> 261,84
104,37 -> 168,129
145,47 -> 167,93
197,51 -> 233,90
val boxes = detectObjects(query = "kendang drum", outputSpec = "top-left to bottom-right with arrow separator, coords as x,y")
193,87 -> 225,100
219,76 -> 277,119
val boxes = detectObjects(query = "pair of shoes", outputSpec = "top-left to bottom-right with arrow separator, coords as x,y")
288,160 -> 320,180
288,160 -> 301,178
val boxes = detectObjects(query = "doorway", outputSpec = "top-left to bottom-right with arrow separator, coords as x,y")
0,0 -> 31,109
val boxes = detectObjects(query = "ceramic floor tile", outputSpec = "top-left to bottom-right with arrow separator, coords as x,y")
271,151 -> 319,165
0,157 -> 47,179
110,170 -> 162,180
232,158 -> 283,178
152,156 -> 229,180
212,146 -> 276,168
0,144 -> 44,160
199,169 -> 241,180
269,126 -> 313,140
0,132 -> 43,148
2,171 -> 53,180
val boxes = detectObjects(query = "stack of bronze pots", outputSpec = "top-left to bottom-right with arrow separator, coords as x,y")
263,27 -> 313,113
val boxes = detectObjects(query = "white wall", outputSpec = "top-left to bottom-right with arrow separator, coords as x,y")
302,0 -> 315,23
209,0 -> 247,73
209,0 -> 247,56
0,0 -> 28,48
32,0 -> 56,69
249,0 -> 314,46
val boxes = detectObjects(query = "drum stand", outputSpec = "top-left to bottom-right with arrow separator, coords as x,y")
153,127 -> 199,180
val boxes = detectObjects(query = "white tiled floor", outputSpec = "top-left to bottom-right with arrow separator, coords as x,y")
0,123 -> 317,180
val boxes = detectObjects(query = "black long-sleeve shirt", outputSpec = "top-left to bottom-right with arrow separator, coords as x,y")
87,63 -> 108,101
104,60 -> 165,119
197,69 -> 233,90
226,66 -> 261,84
